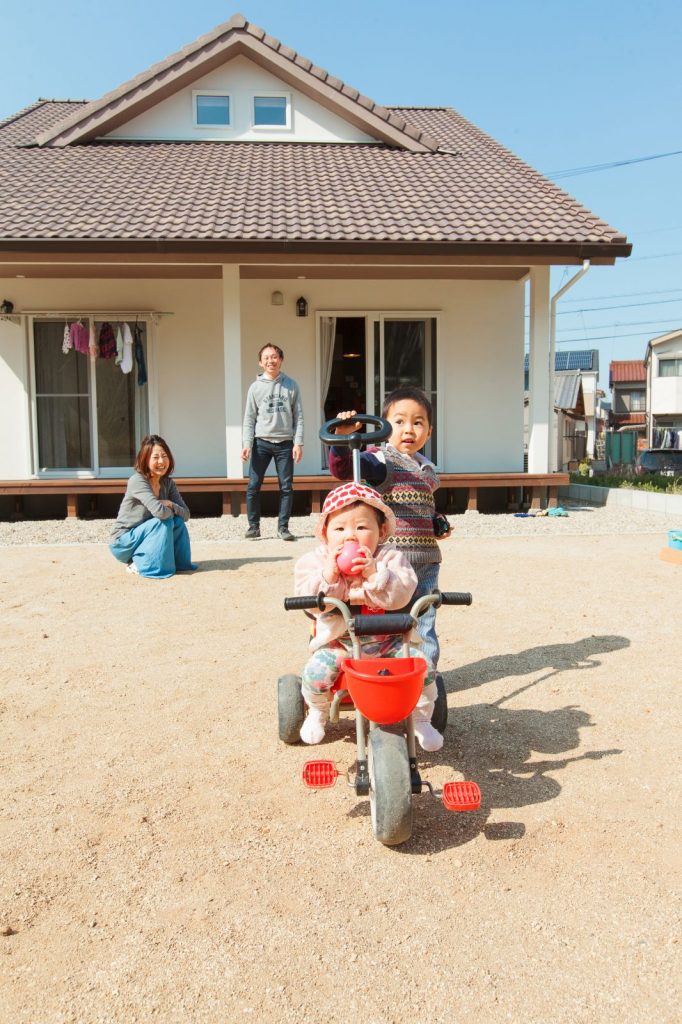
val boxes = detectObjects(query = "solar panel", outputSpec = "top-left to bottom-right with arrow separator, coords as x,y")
524,349 -> 598,372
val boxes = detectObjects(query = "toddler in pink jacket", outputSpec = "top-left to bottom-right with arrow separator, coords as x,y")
294,482 -> 442,751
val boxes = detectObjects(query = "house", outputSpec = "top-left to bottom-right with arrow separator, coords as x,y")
524,360 -> 586,471
0,14 -> 631,516
609,359 -> 647,438
644,329 -> 682,449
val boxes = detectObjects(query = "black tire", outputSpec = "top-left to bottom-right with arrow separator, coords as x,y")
278,674 -> 305,744
368,726 -> 412,846
430,673 -> 448,736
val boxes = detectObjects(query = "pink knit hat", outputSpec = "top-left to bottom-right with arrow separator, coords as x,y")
315,481 -> 396,540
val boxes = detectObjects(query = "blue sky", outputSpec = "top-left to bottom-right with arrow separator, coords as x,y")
3,0 -> 681,391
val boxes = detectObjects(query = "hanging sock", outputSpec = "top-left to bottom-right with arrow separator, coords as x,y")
120,323 -> 134,374
62,322 -> 72,354
133,323 -> 147,385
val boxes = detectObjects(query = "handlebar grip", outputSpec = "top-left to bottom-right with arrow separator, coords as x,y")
284,594 -> 326,612
319,414 -> 392,447
438,591 -> 473,606
353,613 -> 415,637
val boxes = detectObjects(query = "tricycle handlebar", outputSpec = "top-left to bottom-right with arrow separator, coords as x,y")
283,593 -> 326,612
353,613 -> 414,637
318,413 -> 392,448
438,591 -> 473,606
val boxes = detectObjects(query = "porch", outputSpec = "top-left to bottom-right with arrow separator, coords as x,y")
0,471 -> 568,520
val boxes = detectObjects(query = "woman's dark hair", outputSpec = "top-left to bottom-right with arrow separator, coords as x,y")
135,435 -> 175,478
382,386 -> 432,426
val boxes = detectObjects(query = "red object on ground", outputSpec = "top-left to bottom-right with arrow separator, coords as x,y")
302,761 -> 339,788
442,780 -> 481,811
342,657 -> 426,724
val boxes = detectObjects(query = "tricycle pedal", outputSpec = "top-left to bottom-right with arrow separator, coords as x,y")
302,760 -> 339,788
442,780 -> 481,812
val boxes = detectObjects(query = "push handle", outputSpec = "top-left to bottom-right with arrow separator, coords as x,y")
437,591 -> 473,606
353,613 -> 415,637
319,414 -> 392,448
284,593 -> 326,612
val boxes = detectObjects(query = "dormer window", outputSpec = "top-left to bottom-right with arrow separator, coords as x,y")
194,91 -> 231,127
253,94 -> 290,128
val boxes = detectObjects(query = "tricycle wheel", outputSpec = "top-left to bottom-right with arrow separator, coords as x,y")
430,673 -> 448,736
278,674 -> 305,744
368,726 -> 412,846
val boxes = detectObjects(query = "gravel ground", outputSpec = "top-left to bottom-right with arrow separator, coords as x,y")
1,500 -> 680,547
1,505 -> 681,1023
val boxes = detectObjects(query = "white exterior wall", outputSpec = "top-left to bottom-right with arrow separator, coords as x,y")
105,56 -> 375,144
649,336 -> 682,416
0,273 -> 525,479
0,276 -> 227,478
239,277 -> 525,473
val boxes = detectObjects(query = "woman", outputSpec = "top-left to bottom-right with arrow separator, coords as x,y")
110,435 -> 196,579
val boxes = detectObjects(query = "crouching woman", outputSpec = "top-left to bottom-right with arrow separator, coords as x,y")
109,434 -> 196,579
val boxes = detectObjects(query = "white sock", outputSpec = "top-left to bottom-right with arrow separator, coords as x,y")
300,706 -> 328,745
413,680 -> 443,751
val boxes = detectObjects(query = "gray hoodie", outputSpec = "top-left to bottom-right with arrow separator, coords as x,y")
242,371 -> 304,447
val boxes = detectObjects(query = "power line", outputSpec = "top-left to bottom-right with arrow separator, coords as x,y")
526,296 -> 682,317
556,327 -> 679,344
557,317 -> 682,333
547,148 -> 682,180
561,286 -> 682,303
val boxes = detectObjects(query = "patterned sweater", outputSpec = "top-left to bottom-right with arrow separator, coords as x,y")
328,444 -> 440,567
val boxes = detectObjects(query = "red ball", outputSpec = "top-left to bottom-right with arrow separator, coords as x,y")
336,540 -> 363,575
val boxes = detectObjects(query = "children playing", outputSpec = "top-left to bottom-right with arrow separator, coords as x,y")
294,481 -> 443,752
328,387 -> 451,670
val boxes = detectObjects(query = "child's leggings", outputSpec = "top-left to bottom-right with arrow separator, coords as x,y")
302,635 -> 437,722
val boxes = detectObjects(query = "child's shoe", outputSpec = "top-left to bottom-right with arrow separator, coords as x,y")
300,707 -> 328,745
414,720 -> 444,752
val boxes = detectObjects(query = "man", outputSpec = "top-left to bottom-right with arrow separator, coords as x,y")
241,344 -> 304,541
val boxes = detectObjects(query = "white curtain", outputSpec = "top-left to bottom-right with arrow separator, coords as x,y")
319,315 -> 336,468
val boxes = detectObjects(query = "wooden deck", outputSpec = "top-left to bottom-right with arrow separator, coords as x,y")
0,472 -> 569,519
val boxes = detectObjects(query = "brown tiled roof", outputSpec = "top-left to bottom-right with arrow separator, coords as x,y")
611,413 -> 646,426
0,105 -> 631,251
609,360 -> 646,385
0,15 -> 631,255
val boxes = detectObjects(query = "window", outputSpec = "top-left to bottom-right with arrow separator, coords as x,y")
32,319 -> 149,474
194,92 -> 231,127
253,94 -> 289,128
659,357 -> 682,377
630,390 -> 646,411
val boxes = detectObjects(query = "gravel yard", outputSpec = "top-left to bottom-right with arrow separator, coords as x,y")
1,503 -> 681,1023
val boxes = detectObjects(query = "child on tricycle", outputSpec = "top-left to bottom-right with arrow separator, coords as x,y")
294,481 -> 443,752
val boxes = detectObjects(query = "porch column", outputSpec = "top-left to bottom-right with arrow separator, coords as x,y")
222,264 -> 243,477
527,266 -> 551,473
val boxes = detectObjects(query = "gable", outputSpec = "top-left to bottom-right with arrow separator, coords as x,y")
103,55 -> 376,144
35,14 -> 437,152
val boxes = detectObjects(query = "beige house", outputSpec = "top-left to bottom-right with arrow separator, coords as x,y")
0,14 -> 631,512
645,329 -> 682,447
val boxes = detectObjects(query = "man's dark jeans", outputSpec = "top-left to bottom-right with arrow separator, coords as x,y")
246,438 -> 294,530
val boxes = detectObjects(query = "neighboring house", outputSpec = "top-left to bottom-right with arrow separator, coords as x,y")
524,368 -> 586,471
609,360 -> 647,440
524,349 -> 597,467
0,14 -> 631,496
644,329 -> 682,448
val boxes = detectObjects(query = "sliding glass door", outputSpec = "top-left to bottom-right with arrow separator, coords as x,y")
373,316 -> 438,462
32,318 -> 149,475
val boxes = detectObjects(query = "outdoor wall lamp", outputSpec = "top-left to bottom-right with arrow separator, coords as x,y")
271,290 -> 284,306
296,296 -> 308,317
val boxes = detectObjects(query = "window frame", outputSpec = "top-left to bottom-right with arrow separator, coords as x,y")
658,356 -> 682,377
251,92 -> 291,131
29,314 -> 155,478
193,90 -> 232,129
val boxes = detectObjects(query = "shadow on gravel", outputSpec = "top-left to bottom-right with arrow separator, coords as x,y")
396,634 -> 629,854
194,556 -> 292,572
447,634 -> 630,694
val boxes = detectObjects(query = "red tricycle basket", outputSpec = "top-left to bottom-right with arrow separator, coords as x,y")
342,657 -> 427,724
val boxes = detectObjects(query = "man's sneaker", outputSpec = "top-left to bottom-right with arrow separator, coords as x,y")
245,525 -> 260,540
278,528 -> 295,541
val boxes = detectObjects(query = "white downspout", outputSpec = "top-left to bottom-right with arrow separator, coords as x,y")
549,260 -> 590,470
